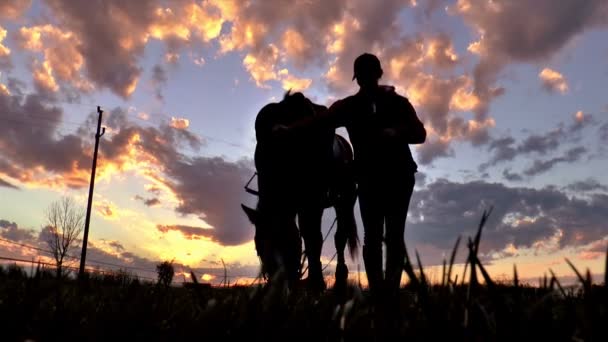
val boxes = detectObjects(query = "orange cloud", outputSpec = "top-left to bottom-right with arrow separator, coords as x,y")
32,60 -> 58,92
450,78 -> 480,111
0,26 -> 10,57
281,29 -> 312,66
278,69 -> 312,92
425,34 -> 459,67
18,24 -> 93,93
96,200 -> 119,220
0,0 -> 31,19
148,2 -> 224,44
243,44 -> 280,87
138,112 -> 150,121
220,20 -> 268,53
165,52 -> 179,64
539,68 -> 568,94
170,117 -> 190,130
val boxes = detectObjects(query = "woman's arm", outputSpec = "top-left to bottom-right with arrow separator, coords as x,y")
387,96 -> 426,144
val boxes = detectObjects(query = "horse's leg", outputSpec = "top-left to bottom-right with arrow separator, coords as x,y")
298,205 -> 325,292
333,199 -> 354,295
333,170 -> 358,291
284,215 -> 301,289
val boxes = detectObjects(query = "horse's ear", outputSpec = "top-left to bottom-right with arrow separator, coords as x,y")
241,204 -> 258,224
283,89 -> 292,100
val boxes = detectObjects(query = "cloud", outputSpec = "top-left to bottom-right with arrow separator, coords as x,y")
6,0 -> 498,167
502,168 -> 523,182
17,24 -> 93,94
539,68 -> 568,94
0,217 -> 260,283
157,224 -> 216,241
523,146 -> 587,177
88,108 -> 253,246
481,112 -> 596,170
578,239 -> 607,260
0,90 -> 91,188
40,0 -> 160,98
599,122 -> 608,143
424,33 -> 459,68
563,178 -> 608,193
166,157 -> 255,246
95,200 -> 121,221
278,69 -> 312,92
0,219 -> 36,242
416,137 -> 453,165
281,29 -> 312,68
0,88 -> 253,246
0,177 -> 19,189
0,0 -> 31,19
151,64 -> 168,101
242,44 -> 280,88
407,179 -> 608,263
134,195 -> 161,207
0,26 -> 11,67
453,0 -> 608,118
169,116 -> 190,130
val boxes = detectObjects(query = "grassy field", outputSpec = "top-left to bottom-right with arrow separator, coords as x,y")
0,264 -> 606,341
1,211 -> 606,341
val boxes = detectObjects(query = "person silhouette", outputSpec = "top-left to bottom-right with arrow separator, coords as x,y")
282,53 -> 426,303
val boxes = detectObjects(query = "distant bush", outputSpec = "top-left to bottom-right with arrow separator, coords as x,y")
156,260 -> 174,287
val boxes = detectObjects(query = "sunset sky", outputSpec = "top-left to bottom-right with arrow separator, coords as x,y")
1,0 -> 607,285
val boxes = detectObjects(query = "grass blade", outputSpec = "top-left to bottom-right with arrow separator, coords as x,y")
447,236 -> 461,285
513,264 -> 518,287
470,251 -> 494,288
403,244 -> 419,288
549,269 -> 566,297
415,249 -> 427,287
190,270 -> 199,284
565,258 -> 585,286
441,258 -> 446,287
473,207 -> 493,255
467,238 -> 478,287
461,259 -> 468,285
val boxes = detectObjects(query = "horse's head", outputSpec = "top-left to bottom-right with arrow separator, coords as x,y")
241,203 -> 302,284
279,90 -> 317,122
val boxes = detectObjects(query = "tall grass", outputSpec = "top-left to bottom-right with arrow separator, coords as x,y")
0,210 -> 606,341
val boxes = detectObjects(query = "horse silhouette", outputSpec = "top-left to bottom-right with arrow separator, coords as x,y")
242,91 -> 358,293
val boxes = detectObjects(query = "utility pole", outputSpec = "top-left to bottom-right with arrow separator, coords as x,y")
79,106 -> 105,278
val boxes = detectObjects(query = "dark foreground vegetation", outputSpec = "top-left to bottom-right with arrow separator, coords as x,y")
0,261 -> 606,341
1,211 -> 606,341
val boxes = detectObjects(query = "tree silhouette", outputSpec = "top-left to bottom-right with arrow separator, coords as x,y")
44,197 -> 84,278
156,260 -> 174,287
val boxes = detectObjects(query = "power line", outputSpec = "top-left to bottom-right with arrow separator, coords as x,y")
1,108 -> 253,154
0,110 -> 91,128
0,237 -> 51,254
0,116 -> 86,131
0,255 -> 157,281
0,236 -> 253,278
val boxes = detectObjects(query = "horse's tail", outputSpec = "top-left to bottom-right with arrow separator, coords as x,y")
333,134 -> 359,259
346,216 -> 359,259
